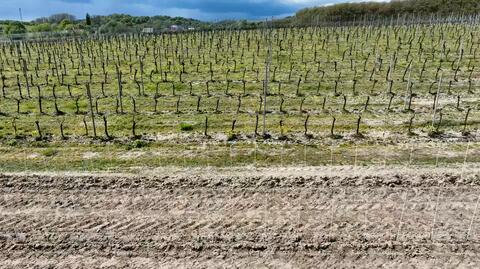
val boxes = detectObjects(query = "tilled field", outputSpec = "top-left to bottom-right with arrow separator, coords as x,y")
1,167 -> 480,268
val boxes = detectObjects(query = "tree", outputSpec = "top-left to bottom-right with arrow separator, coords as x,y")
86,13 -> 92,26
48,13 -> 76,23
59,19 -> 72,30
294,0 -> 480,25
4,22 -> 26,35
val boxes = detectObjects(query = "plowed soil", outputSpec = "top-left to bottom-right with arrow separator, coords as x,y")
1,167 -> 480,268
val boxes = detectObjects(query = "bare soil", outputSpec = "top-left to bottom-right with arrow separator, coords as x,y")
1,167 -> 480,268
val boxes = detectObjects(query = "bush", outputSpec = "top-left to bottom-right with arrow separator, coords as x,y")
4,22 -> 26,35
180,123 -> 194,131
59,19 -> 73,30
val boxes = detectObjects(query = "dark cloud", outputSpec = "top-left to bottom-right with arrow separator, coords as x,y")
139,0 -> 297,17
0,0 -> 375,21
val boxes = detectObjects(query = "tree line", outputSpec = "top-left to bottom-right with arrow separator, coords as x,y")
0,13 -> 260,36
294,0 -> 480,25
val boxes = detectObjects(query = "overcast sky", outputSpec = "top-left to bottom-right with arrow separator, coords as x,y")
0,0 -> 389,21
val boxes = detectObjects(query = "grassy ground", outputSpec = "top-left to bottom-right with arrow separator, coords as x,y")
0,140 -> 478,172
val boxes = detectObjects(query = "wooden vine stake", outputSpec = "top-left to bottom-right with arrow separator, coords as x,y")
330,117 -> 336,138
355,115 -> 363,138
103,115 -> 111,140
463,108 -> 471,135
60,119 -> 66,140
35,120 -> 42,140
132,116 -> 137,138
204,116 -> 209,138
86,84 -> 97,138
304,115 -> 312,138
254,113 -> 259,137
115,64 -> 124,114
432,74 -> 442,129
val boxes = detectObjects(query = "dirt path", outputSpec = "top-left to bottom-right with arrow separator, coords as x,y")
1,167 -> 480,268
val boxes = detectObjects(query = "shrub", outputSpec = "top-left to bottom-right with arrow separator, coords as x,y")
180,123 -> 194,131
5,22 -> 26,35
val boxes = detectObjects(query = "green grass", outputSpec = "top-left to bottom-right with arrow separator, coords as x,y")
41,148 -> 58,157
0,141 -> 477,172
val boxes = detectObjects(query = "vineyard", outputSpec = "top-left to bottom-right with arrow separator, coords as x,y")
0,22 -> 479,169
1,18 -> 480,268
